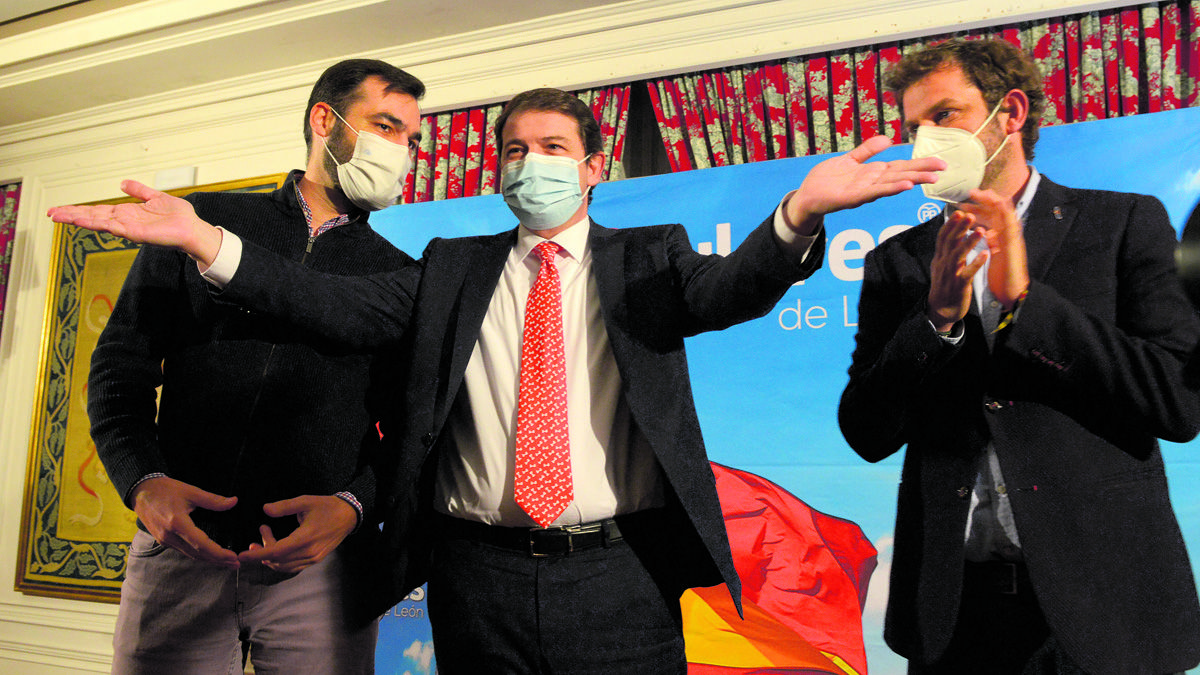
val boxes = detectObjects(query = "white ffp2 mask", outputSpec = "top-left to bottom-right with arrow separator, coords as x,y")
911,100 -> 1009,203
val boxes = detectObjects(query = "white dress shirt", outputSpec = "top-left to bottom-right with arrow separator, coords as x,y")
434,216 -> 662,526
436,204 -> 817,527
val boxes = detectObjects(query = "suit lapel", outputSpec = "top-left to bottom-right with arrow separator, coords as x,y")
439,230 -> 514,420
1023,176 -> 1075,282
588,221 -> 626,353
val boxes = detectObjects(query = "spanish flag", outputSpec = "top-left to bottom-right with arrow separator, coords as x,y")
684,463 -> 878,675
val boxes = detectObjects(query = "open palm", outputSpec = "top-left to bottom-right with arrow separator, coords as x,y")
48,180 -> 203,249
793,135 -> 944,218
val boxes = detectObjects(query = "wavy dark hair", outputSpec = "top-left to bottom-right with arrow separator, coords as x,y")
884,38 -> 1045,159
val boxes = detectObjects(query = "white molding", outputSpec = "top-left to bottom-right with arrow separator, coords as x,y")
0,635 -> 111,672
1,603 -> 116,634
0,87 -> 307,171
0,0 -> 1138,148
0,0 -> 382,84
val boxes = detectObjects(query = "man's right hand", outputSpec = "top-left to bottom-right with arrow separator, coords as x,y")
47,180 -> 222,267
926,209 -> 987,333
131,476 -> 239,567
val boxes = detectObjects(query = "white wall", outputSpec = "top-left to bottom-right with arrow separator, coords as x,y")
0,0 -> 1129,670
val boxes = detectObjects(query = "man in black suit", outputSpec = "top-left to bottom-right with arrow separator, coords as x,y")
50,88 -> 941,674
839,38 -> 1200,675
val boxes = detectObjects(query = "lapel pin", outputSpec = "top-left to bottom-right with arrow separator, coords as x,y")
1053,206 -> 1063,220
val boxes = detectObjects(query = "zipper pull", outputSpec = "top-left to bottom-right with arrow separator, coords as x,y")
306,235 -> 316,254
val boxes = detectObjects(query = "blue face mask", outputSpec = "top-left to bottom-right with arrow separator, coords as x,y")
501,152 -> 591,230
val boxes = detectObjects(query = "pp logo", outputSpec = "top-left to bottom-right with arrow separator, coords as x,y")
917,202 -> 942,222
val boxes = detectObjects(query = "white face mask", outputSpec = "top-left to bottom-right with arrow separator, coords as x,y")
501,152 -> 591,231
323,107 -> 412,211
911,100 -> 1009,203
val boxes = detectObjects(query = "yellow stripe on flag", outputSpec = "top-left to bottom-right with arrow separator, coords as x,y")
682,586 -> 845,672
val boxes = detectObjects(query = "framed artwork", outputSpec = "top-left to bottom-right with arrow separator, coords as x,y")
0,183 -> 20,340
15,174 -> 288,603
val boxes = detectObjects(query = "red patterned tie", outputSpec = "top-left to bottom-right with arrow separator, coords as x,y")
514,241 -> 573,527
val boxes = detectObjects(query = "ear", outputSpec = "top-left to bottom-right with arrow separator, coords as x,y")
310,102 -> 336,141
584,152 -> 606,188
1000,88 -> 1028,135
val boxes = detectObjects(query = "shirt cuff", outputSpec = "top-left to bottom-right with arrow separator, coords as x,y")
929,319 -> 965,344
199,227 -> 243,289
773,191 -> 821,263
334,491 -> 364,532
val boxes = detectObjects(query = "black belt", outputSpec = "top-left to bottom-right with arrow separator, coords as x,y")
963,560 -> 1029,596
435,513 -> 625,557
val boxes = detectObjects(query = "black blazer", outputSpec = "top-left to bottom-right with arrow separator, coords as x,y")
221,214 -> 822,613
838,176 -> 1200,675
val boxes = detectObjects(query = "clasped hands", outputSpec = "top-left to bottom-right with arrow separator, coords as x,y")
926,190 -> 1030,333
131,476 -> 357,573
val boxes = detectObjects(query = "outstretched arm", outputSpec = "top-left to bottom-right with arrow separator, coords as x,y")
48,180 -> 223,267
54,180 -> 419,349
783,135 -> 945,235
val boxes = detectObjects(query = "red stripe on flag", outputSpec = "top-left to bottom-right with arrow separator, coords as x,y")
694,463 -> 877,675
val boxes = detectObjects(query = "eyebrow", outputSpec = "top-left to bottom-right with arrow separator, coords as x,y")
906,95 -> 958,125
370,112 -> 422,143
902,96 -> 955,130
501,134 -> 575,150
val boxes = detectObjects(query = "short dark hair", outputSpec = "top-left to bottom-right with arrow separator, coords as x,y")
303,59 -> 426,153
494,88 -> 604,157
884,38 -> 1045,159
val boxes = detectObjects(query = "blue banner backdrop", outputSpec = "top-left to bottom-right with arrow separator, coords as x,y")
370,106 -> 1200,675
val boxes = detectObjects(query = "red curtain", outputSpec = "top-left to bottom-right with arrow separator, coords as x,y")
404,84 -> 632,204
0,182 -> 19,337
648,0 -> 1199,170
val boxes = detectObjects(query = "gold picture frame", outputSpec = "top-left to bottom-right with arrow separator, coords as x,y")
15,173 -> 288,603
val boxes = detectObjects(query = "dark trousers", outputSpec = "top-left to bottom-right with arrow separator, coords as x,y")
427,519 -> 686,675
908,561 -> 1188,675
909,562 -> 1087,675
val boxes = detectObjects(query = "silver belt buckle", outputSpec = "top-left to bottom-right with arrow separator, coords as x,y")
528,522 -> 598,557
528,527 -> 551,557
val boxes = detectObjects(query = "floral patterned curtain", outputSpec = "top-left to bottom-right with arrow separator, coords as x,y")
648,0 -> 1199,170
403,84 -> 632,203
0,181 -> 19,337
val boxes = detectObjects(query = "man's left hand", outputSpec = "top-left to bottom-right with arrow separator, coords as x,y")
237,495 -> 357,574
956,189 -> 1030,308
784,135 -> 945,235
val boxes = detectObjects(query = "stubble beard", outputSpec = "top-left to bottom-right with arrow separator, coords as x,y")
321,121 -> 354,192
978,116 -> 1011,192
